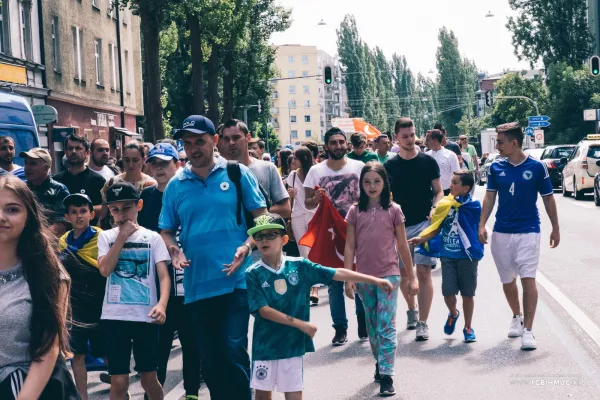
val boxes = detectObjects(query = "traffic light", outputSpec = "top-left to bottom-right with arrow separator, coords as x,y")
257,101 -> 262,113
485,90 -> 494,107
324,66 -> 332,85
591,56 -> 600,76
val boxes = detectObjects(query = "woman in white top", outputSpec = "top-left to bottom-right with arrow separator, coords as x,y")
287,146 -> 319,304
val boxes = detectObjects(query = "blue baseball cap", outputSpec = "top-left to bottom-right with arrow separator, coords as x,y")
146,143 -> 179,163
173,115 -> 216,139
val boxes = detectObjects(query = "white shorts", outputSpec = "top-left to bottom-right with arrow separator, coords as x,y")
491,232 -> 540,284
250,356 -> 304,393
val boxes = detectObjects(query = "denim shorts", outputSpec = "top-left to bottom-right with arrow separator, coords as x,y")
103,320 -> 160,375
399,220 -> 438,268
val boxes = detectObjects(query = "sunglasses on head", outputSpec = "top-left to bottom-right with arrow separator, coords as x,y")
253,232 -> 281,241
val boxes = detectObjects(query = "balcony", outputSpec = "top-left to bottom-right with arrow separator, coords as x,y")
272,107 -> 279,114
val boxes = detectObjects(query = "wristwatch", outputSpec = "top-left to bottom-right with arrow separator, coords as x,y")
243,242 -> 253,256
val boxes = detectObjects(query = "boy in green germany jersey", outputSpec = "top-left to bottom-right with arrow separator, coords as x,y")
246,213 -> 393,399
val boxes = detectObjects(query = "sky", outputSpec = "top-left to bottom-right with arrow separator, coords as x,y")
270,0 -> 536,77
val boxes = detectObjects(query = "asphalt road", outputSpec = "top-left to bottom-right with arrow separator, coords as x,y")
88,186 -> 600,399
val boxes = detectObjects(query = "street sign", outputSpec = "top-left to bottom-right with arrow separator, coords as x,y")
529,121 -> 550,128
528,116 -> 550,123
584,109 -> 597,121
525,127 -> 535,136
31,105 -> 58,125
534,130 -> 544,145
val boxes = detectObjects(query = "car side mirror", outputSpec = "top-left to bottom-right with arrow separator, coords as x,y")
560,157 -> 568,164
596,160 -> 600,167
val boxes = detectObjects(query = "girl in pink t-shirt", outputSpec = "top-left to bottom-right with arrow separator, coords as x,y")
343,162 -> 418,397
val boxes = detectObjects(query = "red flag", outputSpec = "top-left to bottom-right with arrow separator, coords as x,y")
298,194 -> 352,269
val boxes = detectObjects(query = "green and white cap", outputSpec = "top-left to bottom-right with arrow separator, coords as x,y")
247,213 -> 286,236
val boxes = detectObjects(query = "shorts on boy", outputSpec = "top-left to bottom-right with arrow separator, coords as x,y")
103,320 -> 160,375
250,356 -> 304,393
70,325 -> 105,357
398,219 -> 437,268
491,232 -> 540,284
440,258 -> 478,297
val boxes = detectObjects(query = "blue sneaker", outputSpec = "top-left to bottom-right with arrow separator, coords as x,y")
444,311 -> 460,335
463,327 -> 477,343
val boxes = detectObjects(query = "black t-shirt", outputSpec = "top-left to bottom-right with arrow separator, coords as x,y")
54,167 -> 106,206
138,186 -> 162,233
384,152 -> 441,227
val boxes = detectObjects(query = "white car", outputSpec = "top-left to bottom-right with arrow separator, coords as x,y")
562,134 -> 600,200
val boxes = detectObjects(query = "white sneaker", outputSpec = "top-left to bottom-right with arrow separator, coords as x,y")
521,329 -> 537,350
415,321 -> 429,341
508,315 -> 524,338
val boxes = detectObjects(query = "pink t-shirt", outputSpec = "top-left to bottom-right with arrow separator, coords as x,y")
346,202 -> 406,278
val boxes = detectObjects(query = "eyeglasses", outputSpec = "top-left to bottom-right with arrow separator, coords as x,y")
253,232 -> 281,241
460,138 -> 467,141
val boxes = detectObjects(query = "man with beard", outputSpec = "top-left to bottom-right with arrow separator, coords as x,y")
385,118 -> 443,342
218,119 -> 290,219
0,136 -> 26,180
88,138 -> 118,180
304,127 -> 368,346
54,134 -> 106,225
160,115 -> 267,400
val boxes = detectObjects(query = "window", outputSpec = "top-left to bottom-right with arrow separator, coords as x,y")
0,0 -> 10,55
304,115 -> 311,123
272,91 -> 278,99
20,1 -> 33,61
51,16 -> 61,72
302,71 -> 308,77
291,130 -> 298,139
108,1 -> 116,19
122,9 -> 128,25
288,85 -> 296,94
288,70 -> 295,78
305,130 -> 312,138
108,43 -> 120,91
290,116 -> 296,123
72,27 -> 84,82
288,100 -> 296,109
303,85 -> 310,94
302,55 -> 308,64
124,50 -> 130,93
92,0 -> 100,9
304,100 -> 310,108
288,55 -> 294,63
94,40 -> 103,85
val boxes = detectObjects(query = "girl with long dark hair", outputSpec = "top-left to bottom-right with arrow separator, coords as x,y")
287,147 -> 320,303
343,163 -> 418,397
0,175 -> 79,399
278,148 -> 293,179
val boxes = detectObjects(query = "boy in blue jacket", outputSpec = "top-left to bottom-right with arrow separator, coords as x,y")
409,170 -> 483,343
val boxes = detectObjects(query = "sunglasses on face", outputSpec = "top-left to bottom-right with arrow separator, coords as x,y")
253,232 -> 281,241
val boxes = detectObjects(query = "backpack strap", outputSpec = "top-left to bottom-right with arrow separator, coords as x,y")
226,160 -> 243,225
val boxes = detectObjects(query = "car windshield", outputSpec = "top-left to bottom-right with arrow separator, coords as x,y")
526,148 -> 545,159
550,147 -> 575,159
0,129 -> 38,167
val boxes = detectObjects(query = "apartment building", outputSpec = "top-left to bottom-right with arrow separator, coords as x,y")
42,0 -> 143,157
0,0 -> 48,107
271,45 -> 347,145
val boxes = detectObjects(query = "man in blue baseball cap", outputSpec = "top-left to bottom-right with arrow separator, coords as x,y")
160,115 -> 267,399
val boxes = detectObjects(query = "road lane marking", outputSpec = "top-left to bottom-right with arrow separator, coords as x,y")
484,222 -> 600,351
572,202 -> 594,209
165,381 -> 185,400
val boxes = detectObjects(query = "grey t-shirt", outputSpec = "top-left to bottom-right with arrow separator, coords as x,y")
0,264 -> 32,370
248,159 -> 289,205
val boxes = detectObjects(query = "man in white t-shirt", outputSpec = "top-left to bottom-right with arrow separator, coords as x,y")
426,129 -> 460,196
89,138 -> 117,181
98,181 -> 171,400
304,127 -> 367,346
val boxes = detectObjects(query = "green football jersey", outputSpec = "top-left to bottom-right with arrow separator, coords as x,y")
246,256 -> 336,361
347,150 -> 378,164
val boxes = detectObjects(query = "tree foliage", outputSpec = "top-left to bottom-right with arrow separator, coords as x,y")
506,0 -> 593,69
490,72 -> 548,128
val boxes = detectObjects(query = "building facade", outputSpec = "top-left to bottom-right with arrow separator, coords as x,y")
0,0 -> 48,113
271,45 -> 347,145
41,0 -> 143,157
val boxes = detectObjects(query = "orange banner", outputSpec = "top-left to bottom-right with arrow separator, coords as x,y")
0,63 -> 27,85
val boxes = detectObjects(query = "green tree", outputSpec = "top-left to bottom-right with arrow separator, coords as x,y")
252,121 -> 280,155
456,114 -> 492,136
436,27 -> 477,137
507,0 -> 593,69
490,72 -> 548,128
546,62 -> 600,144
